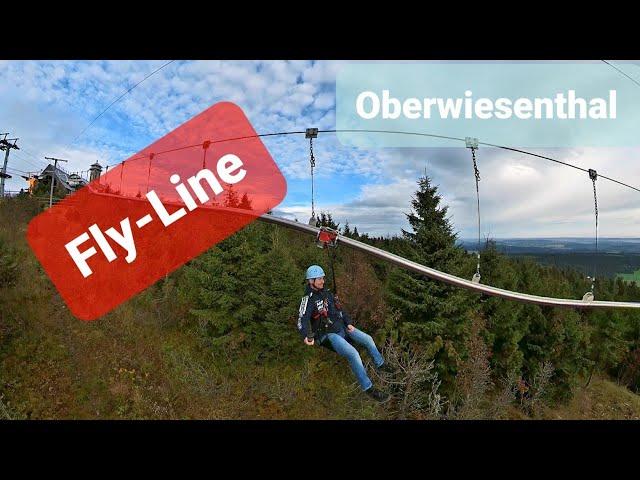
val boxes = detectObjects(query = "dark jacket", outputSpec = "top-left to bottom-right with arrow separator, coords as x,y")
297,284 -> 354,342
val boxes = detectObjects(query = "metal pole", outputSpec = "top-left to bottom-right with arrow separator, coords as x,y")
0,138 -> 19,197
0,147 -> 10,197
48,162 -> 57,208
44,157 -> 68,208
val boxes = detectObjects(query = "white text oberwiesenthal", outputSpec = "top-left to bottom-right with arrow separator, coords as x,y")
356,90 -> 617,120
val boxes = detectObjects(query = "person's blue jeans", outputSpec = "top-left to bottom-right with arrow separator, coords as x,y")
319,327 -> 385,391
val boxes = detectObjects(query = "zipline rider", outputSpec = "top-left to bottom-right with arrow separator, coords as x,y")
297,264 -> 394,402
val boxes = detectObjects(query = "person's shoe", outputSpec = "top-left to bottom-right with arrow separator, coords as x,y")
365,386 -> 390,403
377,362 -> 397,374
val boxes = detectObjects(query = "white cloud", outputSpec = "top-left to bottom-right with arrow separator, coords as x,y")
313,92 -> 335,110
2,60 -> 640,240
302,61 -> 345,85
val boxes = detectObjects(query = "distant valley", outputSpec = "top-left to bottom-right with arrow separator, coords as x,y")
458,238 -> 640,280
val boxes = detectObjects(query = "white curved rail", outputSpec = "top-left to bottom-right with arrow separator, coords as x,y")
78,185 -> 640,310
258,214 -> 640,310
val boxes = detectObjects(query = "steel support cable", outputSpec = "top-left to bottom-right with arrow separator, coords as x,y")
10,151 -> 46,171
85,128 -> 640,309
97,128 -> 640,195
318,129 -> 640,194
470,143 -> 482,282
14,147 -> 49,168
69,60 -> 176,146
97,124 -> 639,298
105,131 -> 307,168
602,60 -> 640,89
5,167 -> 29,175
106,127 -> 636,299
590,170 -> 599,294
309,136 -> 316,221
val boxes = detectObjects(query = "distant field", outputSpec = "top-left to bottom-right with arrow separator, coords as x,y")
459,238 -> 640,256
503,253 -> 640,279
618,270 -> 640,284
457,238 -> 640,279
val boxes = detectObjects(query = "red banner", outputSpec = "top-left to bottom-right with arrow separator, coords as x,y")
27,102 -> 287,320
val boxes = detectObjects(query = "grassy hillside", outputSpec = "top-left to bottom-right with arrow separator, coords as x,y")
2,195 -> 640,420
541,376 -> 640,420
0,197 -> 387,419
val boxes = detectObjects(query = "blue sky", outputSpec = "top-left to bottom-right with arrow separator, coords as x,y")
1,60 -> 640,238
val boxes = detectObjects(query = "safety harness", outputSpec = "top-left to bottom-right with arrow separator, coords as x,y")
311,290 -> 333,333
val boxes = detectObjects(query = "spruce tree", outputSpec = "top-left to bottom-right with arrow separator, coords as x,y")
386,175 -> 473,386
178,222 -> 302,358
238,192 -> 253,210
318,211 -> 338,229
402,176 -> 458,268
225,184 -> 240,208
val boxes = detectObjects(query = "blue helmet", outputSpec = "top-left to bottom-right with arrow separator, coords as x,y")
306,265 -> 325,280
